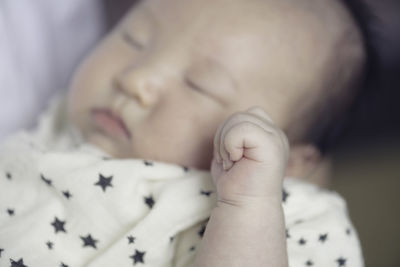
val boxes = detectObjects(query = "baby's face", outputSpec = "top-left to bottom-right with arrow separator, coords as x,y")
68,0 -> 351,169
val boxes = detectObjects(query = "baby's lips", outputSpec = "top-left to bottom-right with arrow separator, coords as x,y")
91,108 -> 131,140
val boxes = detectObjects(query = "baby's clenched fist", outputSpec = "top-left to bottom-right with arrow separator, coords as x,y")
211,106 -> 289,206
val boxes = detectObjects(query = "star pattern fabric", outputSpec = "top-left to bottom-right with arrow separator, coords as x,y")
127,235 -> 135,244
143,195 -> 155,209
130,249 -> 146,265
80,234 -> 98,249
46,241 -> 54,250
62,190 -> 72,199
319,233 -> 328,243
94,174 -> 113,192
10,258 -> 27,267
7,208 -> 15,216
51,217 -> 67,233
0,98 -> 364,267
41,174 -> 53,186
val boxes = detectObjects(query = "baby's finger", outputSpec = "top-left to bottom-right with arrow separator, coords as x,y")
223,121 -> 276,162
219,112 -> 275,148
219,124 -> 234,170
213,119 -> 226,164
281,132 -> 290,162
246,106 -> 274,124
246,106 -> 290,160
219,112 -> 276,170
218,114 -> 246,170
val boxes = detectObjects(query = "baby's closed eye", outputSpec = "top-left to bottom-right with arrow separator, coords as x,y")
122,31 -> 145,50
184,58 -> 237,104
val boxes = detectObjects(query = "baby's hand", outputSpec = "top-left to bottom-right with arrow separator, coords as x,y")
211,106 -> 289,207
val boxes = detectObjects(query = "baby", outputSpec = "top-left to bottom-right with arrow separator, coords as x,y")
0,0 -> 365,266
69,0 -> 364,264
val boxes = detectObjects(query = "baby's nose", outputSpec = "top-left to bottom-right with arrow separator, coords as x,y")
113,66 -> 164,107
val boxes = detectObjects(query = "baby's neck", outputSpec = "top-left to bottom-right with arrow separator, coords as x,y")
302,155 -> 332,188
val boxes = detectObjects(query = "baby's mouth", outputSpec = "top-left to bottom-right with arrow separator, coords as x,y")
91,108 -> 131,140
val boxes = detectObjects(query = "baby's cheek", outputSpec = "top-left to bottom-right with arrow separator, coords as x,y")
186,128 -> 216,169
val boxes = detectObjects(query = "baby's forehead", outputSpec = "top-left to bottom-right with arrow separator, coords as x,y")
124,0 -> 359,90
127,0 -> 339,55
134,0 -> 310,34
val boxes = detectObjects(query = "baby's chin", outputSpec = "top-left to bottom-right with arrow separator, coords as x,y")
85,131 -> 133,159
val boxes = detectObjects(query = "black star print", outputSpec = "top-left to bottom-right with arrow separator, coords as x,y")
51,217 -> 66,233
298,238 -> 307,245
7,208 -> 15,216
80,234 -> 98,249
198,225 -> 206,238
182,166 -> 189,172
6,172 -> 12,180
189,246 -> 196,251
200,190 -> 213,197
346,228 -> 352,236
10,258 -> 27,267
294,219 -> 304,225
143,160 -> 153,166
0,248 -> 3,257
282,189 -> 289,203
170,236 -> 175,243
102,156 -> 112,161
127,235 -> 135,244
60,262 -> 69,267
94,174 -> 113,192
46,241 -> 53,249
305,260 -> 314,266
41,174 -> 53,186
319,233 -> 328,243
144,195 -> 155,209
286,229 -> 291,239
130,249 -> 146,265
336,257 -> 346,266
62,190 -> 72,199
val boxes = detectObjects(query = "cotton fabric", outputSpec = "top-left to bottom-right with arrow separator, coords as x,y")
0,97 -> 364,267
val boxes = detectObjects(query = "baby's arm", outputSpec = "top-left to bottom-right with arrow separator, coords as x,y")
193,107 -> 289,267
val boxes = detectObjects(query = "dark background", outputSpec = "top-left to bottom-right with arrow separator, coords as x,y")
331,2 -> 400,264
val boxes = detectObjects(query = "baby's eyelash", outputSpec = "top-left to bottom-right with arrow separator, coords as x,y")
185,78 -> 204,92
122,32 -> 144,50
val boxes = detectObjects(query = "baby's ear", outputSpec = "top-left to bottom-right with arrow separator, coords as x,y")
285,143 -> 331,187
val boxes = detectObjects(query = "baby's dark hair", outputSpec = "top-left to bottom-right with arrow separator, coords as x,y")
298,0 -> 377,155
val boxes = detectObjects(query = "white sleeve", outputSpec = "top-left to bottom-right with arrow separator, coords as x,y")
0,0 -> 105,140
283,178 -> 364,267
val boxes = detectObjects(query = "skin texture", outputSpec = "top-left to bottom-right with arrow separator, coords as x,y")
68,0 -> 363,173
67,0 -> 364,265
192,106 -> 289,266
212,107 -> 289,202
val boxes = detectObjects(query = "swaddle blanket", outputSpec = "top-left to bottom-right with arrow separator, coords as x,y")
0,97 -> 364,267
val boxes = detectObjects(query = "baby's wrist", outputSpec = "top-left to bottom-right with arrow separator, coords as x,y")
217,194 -> 283,211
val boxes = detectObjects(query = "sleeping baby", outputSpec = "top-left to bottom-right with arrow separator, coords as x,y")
0,0 -> 365,266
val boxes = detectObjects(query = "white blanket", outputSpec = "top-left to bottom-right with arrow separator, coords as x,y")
0,97 -> 364,267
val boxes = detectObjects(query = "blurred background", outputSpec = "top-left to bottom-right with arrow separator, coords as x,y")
1,0 -> 399,266
330,1 -> 400,266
